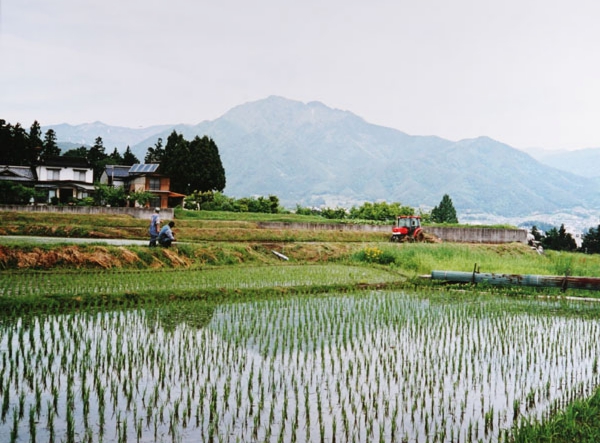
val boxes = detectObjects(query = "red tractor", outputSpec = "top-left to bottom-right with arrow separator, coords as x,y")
390,215 -> 425,242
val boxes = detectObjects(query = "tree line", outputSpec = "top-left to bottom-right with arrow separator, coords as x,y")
531,224 -> 600,254
0,119 -> 226,196
1,119 -> 139,177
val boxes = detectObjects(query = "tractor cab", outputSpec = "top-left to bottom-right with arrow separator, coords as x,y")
391,215 -> 424,242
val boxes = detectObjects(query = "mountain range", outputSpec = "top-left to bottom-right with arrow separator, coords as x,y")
43,96 -> 600,219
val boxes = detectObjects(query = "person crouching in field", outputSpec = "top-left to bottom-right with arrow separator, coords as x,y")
149,208 -> 161,247
158,221 -> 176,247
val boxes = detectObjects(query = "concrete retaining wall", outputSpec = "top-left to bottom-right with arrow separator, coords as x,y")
0,205 -> 174,220
258,222 -> 527,244
424,226 -> 527,244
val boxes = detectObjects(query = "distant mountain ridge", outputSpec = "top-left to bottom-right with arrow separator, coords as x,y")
42,96 -> 600,217
525,147 -> 600,179
45,121 -> 173,151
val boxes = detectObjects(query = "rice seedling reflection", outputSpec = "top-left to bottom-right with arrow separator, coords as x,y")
0,292 -> 599,442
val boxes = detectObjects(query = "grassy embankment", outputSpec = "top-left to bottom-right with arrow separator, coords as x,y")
2,209 -> 599,312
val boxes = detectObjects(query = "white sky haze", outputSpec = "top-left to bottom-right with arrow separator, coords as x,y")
2,0 -> 600,150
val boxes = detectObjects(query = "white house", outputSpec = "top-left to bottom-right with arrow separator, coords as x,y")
35,156 -> 94,204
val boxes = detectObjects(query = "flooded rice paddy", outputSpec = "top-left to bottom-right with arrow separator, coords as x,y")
1,291 -> 600,442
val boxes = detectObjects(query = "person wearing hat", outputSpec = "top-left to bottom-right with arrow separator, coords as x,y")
158,221 -> 176,247
149,208 -> 161,247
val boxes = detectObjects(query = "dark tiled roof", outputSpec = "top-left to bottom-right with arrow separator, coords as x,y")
104,165 -> 131,178
42,156 -> 90,168
0,165 -> 36,181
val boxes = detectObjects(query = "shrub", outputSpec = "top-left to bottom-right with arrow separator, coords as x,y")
355,247 -> 396,265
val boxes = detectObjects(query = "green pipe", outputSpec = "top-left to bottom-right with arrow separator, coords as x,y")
431,270 -> 600,291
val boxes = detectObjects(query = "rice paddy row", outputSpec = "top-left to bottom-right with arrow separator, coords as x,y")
0,264 -> 402,298
1,291 -> 600,442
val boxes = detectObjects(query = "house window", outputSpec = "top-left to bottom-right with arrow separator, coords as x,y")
149,177 -> 160,191
74,169 -> 87,181
48,168 -> 60,180
149,197 -> 161,208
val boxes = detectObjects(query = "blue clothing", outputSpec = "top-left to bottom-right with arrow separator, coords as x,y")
149,213 -> 160,247
158,224 -> 175,247
149,213 -> 160,235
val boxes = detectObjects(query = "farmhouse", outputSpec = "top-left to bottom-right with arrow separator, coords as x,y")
0,156 -> 94,204
35,156 -> 95,204
100,163 -> 185,209
0,159 -> 185,208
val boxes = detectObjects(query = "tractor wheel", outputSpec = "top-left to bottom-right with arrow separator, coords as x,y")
390,235 -> 399,242
415,231 -> 425,242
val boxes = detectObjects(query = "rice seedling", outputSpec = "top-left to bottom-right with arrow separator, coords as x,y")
1,290 -> 600,441
0,264 -> 399,300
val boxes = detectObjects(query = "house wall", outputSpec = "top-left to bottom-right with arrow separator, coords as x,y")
129,176 -> 147,192
112,179 -> 127,188
99,173 -> 126,188
36,165 -> 93,183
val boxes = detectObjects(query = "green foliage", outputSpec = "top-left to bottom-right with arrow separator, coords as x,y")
354,247 -> 396,265
61,137 -> 111,182
94,183 -> 127,206
294,205 -> 317,216
88,137 -> 107,181
551,254 -> 574,276
0,119 -> 30,165
295,205 -> 347,219
77,197 -> 95,206
127,190 -> 154,207
581,225 -> 600,254
542,224 -> 577,252
513,387 -> 600,443
162,132 -> 226,195
295,201 -> 413,221
349,201 -> 413,221
41,128 -> 61,160
430,194 -> 458,223
122,146 -> 139,165
418,210 -> 432,224
530,225 -> 543,242
185,191 -> 282,214
62,146 -> 89,158
0,182 -> 45,204
108,147 -> 123,164
25,121 -> 43,165
144,138 -> 164,163
321,207 -> 347,219
351,242 -> 600,279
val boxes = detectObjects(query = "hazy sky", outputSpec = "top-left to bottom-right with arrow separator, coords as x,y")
2,0 -> 600,150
